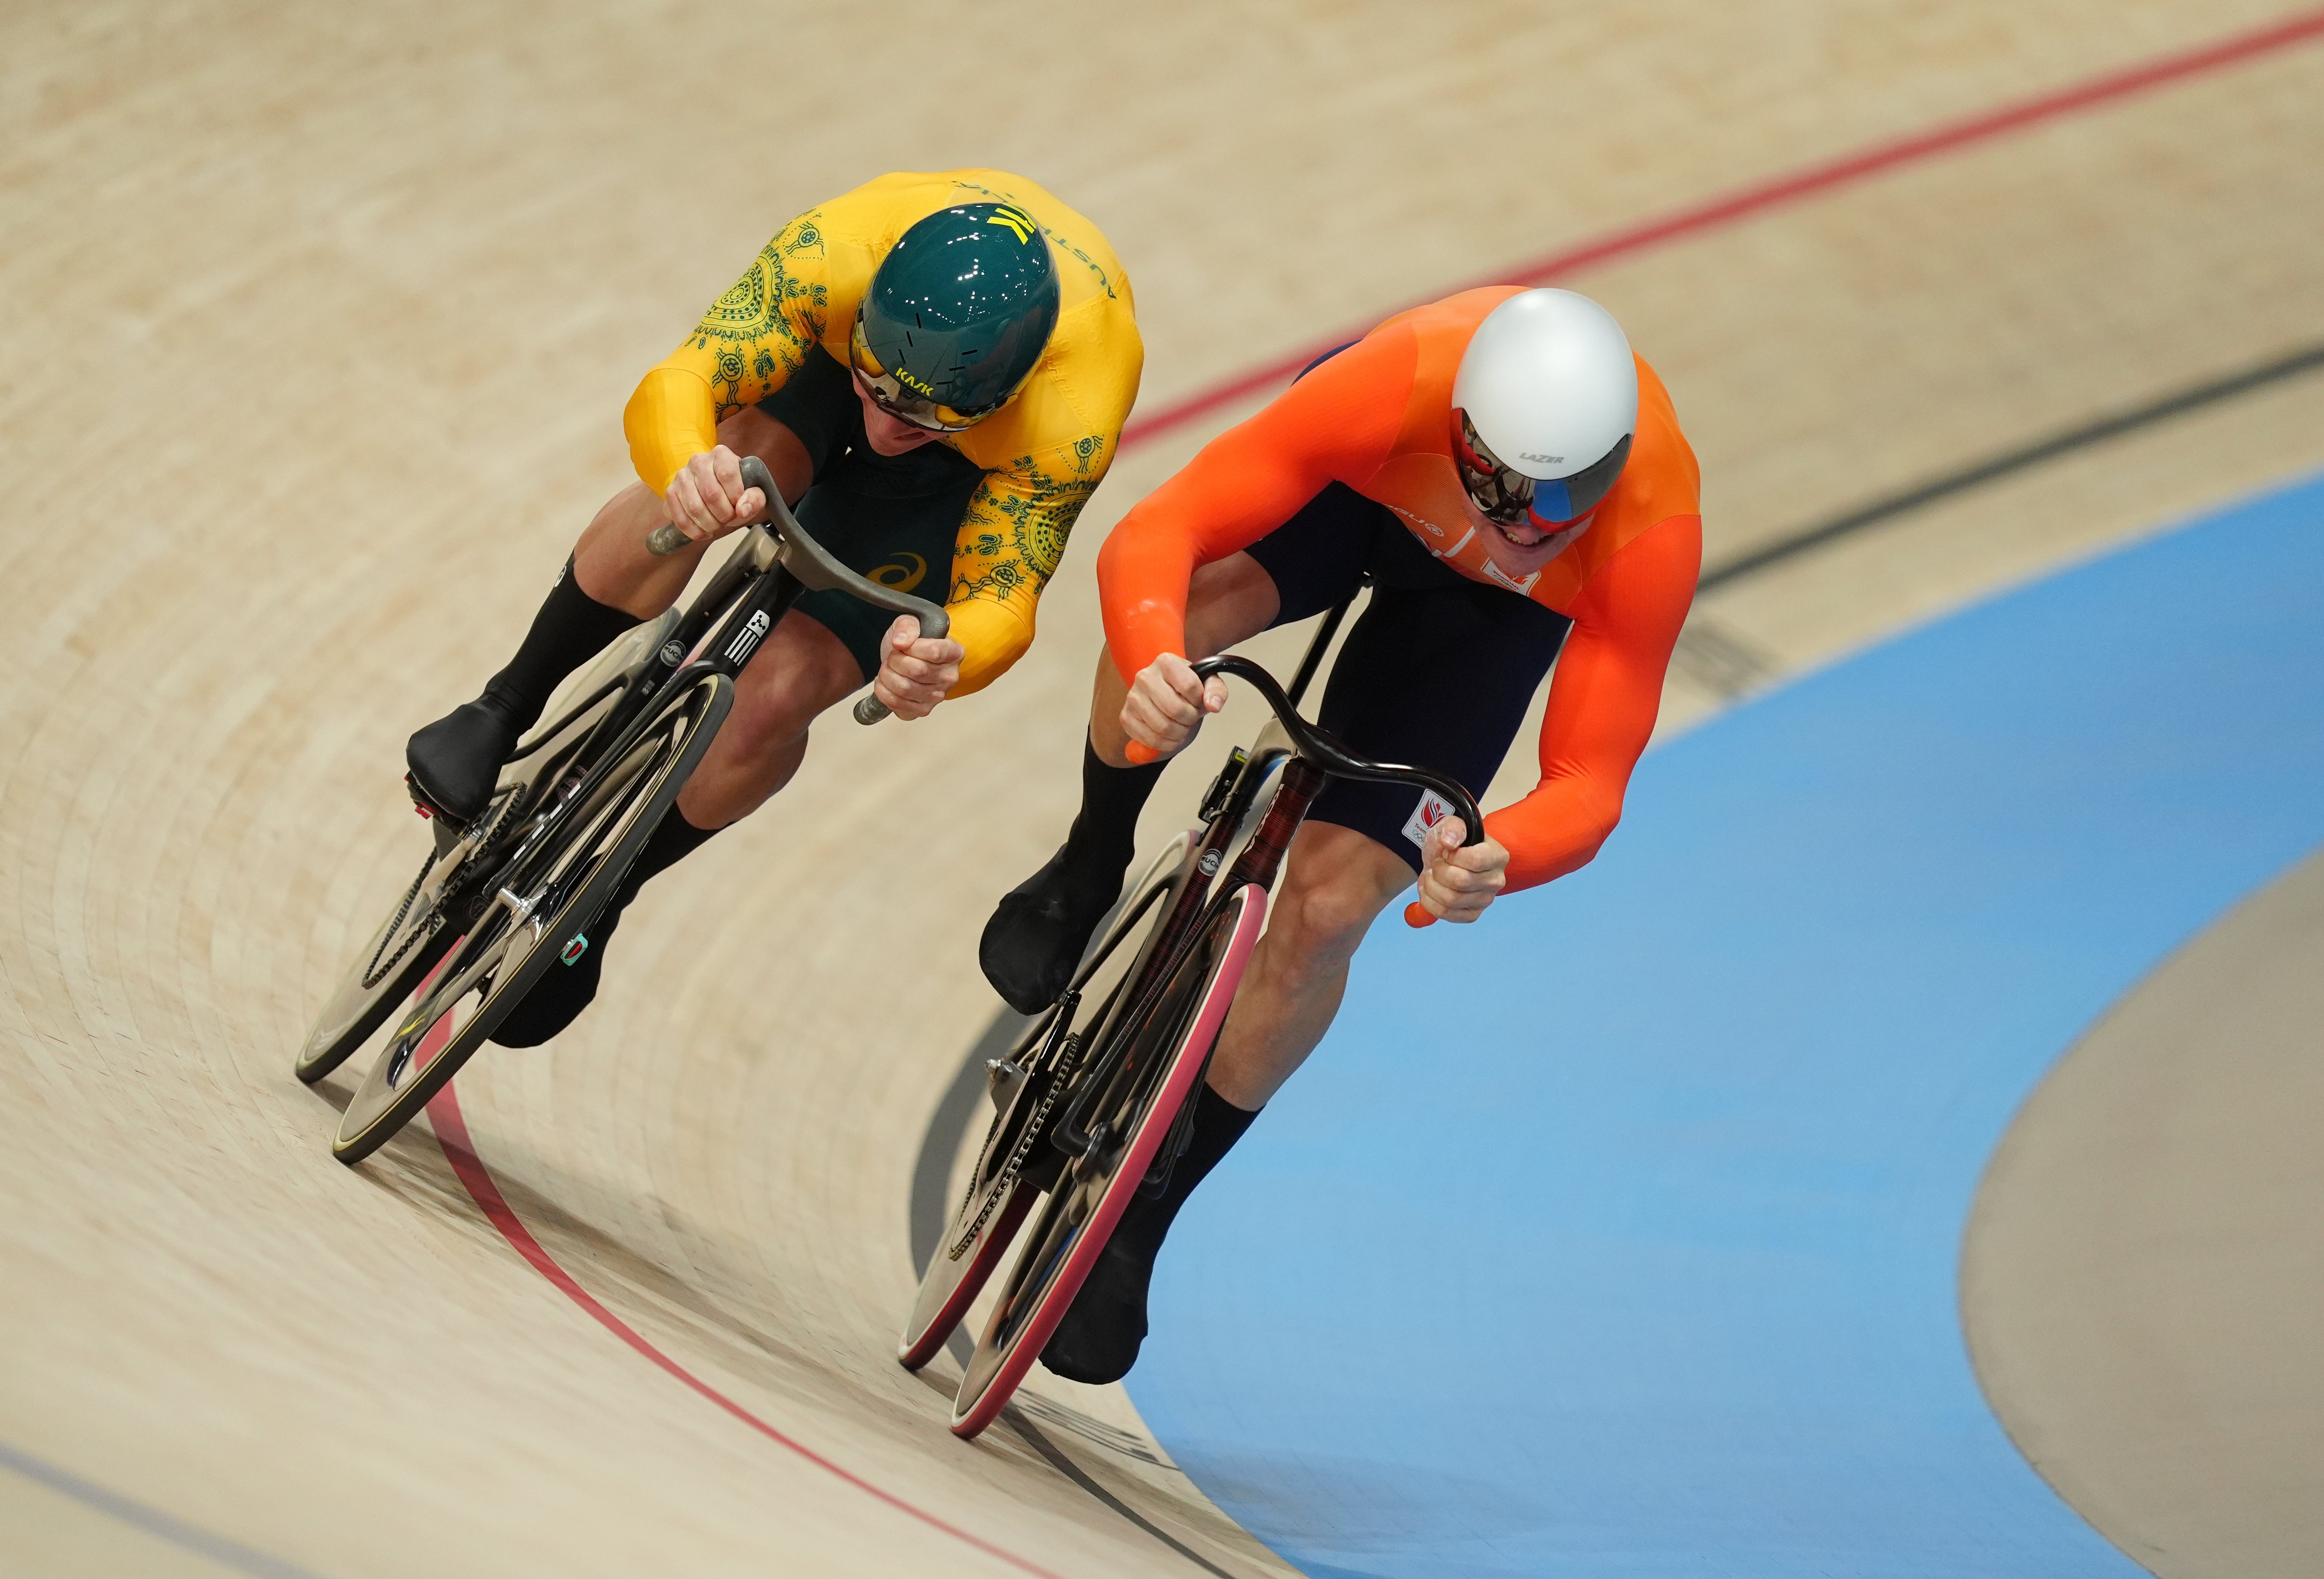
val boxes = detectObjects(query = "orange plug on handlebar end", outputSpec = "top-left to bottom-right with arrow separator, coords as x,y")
1403,901 -> 1436,929
1125,741 -> 1161,767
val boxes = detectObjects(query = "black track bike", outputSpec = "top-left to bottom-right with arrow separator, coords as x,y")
295,457 -> 943,1164
899,607 -> 1484,1438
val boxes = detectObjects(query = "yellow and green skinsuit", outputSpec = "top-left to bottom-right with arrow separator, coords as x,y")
624,169 -> 1143,696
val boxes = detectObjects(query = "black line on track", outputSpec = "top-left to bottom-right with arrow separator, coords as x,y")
1699,339 -> 2324,592
907,333 -> 2324,1567
1000,1407 -> 1249,1579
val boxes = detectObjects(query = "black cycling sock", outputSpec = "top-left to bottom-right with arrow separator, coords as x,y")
623,806 -> 719,896
478,557 -> 641,731
1111,1081 -> 1262,1262
1059,732 -> 1167,903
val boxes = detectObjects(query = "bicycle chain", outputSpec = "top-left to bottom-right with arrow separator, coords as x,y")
357,788 -> 523,990
943,867 -> 1207,1262
946,1029 -> 1088,1262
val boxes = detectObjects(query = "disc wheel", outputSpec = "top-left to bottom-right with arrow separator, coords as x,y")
897,831 -> 1199,1371
331,674 -> 731,1164
949,882 -> 1267,1439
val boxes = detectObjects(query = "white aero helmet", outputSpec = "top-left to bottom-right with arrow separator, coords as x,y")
1450,288 -> 1639,528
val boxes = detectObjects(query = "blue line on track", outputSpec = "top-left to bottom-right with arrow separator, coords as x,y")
0,1438 -> 329,1579
1127,472 -> 2324,1579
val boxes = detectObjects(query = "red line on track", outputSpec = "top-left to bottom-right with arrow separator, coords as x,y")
1119,7 -> 2324,451
424,1086 -> 1064,1579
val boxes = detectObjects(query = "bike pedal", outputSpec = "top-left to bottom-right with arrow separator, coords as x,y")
404,771 -> 469,831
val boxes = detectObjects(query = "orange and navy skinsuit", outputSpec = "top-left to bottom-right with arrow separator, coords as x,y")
1099,287 -> 1701,895
621,170 -> 1144,697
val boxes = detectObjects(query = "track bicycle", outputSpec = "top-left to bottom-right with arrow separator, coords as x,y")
899,605 -> 1484,1439
293,457 -> 943,1164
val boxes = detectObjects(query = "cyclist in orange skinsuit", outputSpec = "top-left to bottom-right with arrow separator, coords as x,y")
983,287 -> 1701,1384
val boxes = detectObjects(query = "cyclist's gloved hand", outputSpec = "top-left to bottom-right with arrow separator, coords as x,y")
661,444 -> 766,543
1404,817 -> 1508,928
873,615 -> 964,720
1122,652 -> 1228,765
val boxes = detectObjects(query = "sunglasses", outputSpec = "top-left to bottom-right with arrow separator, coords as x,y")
849,316 -> 1002,433
1451,410 -> 1631,529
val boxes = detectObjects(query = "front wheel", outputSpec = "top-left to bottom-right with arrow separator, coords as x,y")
330,674 -> 731,1164
898,830 -> 1198,1371
949,882 -> 1267,1439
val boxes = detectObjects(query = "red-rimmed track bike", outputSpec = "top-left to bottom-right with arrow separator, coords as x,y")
902,616 -> 1484,1439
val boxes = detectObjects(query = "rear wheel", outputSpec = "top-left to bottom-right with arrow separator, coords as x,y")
949,882 -> 1267,1438
331,674 -> 731,1164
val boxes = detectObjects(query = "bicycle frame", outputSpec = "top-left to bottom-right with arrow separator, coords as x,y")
1046,611 -> 1486,1165
435,455 -> 946,918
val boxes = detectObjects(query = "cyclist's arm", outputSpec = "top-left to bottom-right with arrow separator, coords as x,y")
1484,512 -> 1701,892
1097,336 -> 1411,682
622,210 -> 834,494
939,436 -> 1116,698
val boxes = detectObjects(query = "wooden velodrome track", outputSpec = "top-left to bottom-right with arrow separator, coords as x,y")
6,4 -> 2323,1575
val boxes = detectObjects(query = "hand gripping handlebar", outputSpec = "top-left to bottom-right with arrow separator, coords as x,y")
1186,654 -> 1486,930
647,457 -> 949,724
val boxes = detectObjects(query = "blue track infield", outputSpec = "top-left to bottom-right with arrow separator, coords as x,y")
1126,472 -> 2324,1579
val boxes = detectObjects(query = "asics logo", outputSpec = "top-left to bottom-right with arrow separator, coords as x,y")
867,552 -> 929,594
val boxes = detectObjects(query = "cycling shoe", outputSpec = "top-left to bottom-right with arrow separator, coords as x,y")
405,697 -> 521,826
979,845 -> 1120,1015
1040,1238 -> 1153,1385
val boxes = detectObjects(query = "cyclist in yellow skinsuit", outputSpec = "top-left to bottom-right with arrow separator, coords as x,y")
404,169 -> 1142,1044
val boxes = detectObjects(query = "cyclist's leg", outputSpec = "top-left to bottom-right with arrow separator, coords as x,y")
670,608 -> 865,826
1040,820 -> 1404,1384
407,407 -> 810,822
1214,564 -> 1570,1101
980,482 -> 1378,1014
498,364 -> 974,1040
488,605 -> 863,1047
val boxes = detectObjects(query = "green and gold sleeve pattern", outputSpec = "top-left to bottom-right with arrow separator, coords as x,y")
681,212 -> 832,420
942,432 -> 1114,696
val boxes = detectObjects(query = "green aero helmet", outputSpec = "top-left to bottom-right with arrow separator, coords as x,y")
849,202 -> 1061,431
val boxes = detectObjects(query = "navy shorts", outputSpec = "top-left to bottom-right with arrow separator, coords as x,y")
755,349 -> 983,682
1244,482 -> 1572,872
